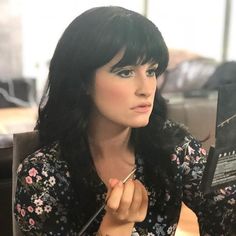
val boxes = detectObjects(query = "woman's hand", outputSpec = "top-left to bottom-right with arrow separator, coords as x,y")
105,178 -> 148,223
98,178 -> 148,235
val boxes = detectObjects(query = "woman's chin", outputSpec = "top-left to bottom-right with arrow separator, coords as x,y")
130,119 -> 150,128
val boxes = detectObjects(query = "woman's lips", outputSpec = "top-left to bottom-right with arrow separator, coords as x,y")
131,104 -> 151,113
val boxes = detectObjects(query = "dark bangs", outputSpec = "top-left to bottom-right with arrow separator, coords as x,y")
111,16 -> 169,76
81,7 -> 169,76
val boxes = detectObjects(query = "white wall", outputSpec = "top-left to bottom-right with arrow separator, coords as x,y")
19,0 -> 236,97
228,0 -> 236,60
21,0 -> 144,97
148,0 -> 226,61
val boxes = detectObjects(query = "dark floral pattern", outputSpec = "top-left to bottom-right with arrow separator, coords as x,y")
14,123 -> 236,236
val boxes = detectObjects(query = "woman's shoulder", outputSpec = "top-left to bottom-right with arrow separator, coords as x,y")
16,142 -> 71,182
163,119 -> 206,161
14,142 -> 76,234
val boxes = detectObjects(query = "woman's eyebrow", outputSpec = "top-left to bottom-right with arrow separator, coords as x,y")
110,65 -> 133,73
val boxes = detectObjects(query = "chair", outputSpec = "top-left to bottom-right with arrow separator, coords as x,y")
0,134 -> 13,236
167,94 -> 217,151
12,131 -> 40,236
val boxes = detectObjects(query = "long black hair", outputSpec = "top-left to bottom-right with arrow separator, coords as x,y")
37,6 -> 169,144
36,6 -> 187,226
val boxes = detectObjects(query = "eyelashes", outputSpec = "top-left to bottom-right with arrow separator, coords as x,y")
116,69 -> 135,78
112,65 -> 158,79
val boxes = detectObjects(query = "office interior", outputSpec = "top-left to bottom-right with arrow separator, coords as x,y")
0,0 -> 235,235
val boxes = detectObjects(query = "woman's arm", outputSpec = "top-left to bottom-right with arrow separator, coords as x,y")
14,147 -> 76,235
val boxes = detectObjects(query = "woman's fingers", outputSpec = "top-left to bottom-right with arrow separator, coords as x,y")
136,181 -> 148,221
129,180 -> 143,212
106,178 -> 120,201
128,180 -> 148,222
106,178 -> 148,223
116,179 -> 135,219
106,180 -> 123,211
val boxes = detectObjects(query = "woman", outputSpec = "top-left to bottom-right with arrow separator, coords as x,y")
14,6 -> 235,236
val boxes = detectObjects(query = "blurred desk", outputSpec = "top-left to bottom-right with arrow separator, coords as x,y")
0,107 -> 37,134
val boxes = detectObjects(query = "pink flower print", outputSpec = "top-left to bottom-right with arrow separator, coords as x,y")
29,218 -> 35,225
200,148 -> 207,156
170,154 -> 177,161
20,209 -> 26,217
27,206 -> 34,213
16,204 -> 21,213
25,176 -> 33,184
28,168 -> 38,177
170,154 -> 180,164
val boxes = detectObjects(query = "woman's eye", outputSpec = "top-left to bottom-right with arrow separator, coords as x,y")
117,69 -> 134,78
146,69 -> 156,77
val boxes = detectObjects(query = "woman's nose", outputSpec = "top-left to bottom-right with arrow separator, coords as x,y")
134,75 -> 156,97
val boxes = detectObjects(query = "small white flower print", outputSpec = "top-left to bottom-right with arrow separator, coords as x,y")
131,227 -> 140,236
35,152 -> 44,157
214,195 -> 225,201
36,175 -> 42,182
44,205 -> 52,213
17,164 -> 22,173
34,198 -> 43,206
35,207 -> 43,215
49,176 -> 56,186
167,226 -> 172,234
228,198 -> 235,205
42,170 -> 48,177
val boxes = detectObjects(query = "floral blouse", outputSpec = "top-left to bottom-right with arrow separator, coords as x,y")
14,131 -> 236,235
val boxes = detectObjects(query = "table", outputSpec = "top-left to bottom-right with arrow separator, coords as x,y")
0,107 -> 37,134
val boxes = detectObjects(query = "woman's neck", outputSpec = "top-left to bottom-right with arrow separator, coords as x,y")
88,125 -> 132,159
88,114 -> 136,186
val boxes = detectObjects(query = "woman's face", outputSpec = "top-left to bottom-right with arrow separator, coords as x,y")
90,51 -> 158,129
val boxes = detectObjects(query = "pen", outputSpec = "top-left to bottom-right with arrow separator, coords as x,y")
78,167 -> 137,236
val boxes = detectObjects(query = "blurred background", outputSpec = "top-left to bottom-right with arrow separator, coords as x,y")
0,0 -> 235,134
0,0 -> 235,235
